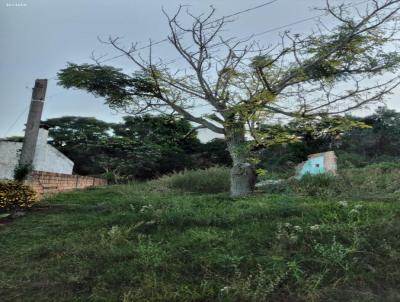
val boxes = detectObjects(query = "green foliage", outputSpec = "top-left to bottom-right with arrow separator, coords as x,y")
45,115 -> 210,180
13,163 -> 32,182
1,184 -> 400,301
46,116 -> 112,175
287,174 -> 345,197
257,115 -> 367,149
95,135 -> 162,182
0,181 -> 38,211
251,55 -> 275,69
340,107 -> 400,159
257,107 -> 400,175
295,22 -> 400,83
112,115 -> 202,178
56,5 -> 400,198
335,151 -> 369,169
261,162 -> 400,200
195,138 -> 232,167
57,63 -> 159,110
152,166 -> 230,193
253,123 -> 300,147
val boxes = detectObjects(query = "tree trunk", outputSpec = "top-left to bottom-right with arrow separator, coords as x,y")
226,124 -> 256,198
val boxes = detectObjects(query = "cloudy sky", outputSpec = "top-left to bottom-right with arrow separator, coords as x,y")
1,0 -> 399,141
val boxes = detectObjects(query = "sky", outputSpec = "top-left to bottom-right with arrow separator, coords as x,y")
1,0 -> 399,141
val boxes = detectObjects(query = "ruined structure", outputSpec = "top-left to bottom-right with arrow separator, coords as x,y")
295,151 -> 337,178
0,125 -> 74,179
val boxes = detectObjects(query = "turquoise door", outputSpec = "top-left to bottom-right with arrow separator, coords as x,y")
299,156 -> 325,177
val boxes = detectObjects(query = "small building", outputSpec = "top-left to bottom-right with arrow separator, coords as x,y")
0,125 -> 74,180
295,151 -> 337,178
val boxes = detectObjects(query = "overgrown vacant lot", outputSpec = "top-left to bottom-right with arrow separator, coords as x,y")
1,183 -> 400,301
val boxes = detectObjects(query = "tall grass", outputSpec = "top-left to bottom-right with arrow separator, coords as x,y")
149,162 -> 400,199
151,166 -> 230,193
261,162 -> 400,199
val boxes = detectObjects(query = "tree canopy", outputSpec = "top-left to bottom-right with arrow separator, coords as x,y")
58,0 -> 400,196
45,115 -> 227,181
46,116 -> 111,175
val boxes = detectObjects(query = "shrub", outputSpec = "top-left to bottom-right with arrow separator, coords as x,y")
13,163 -> 33,182
340,164 -> 400,196
288,174 -> 346,197
102,172 -> 118,184
336,151 -> 369,169
336,151 -> 400,170
0,181 -> 38,212
152,166 -> 230,194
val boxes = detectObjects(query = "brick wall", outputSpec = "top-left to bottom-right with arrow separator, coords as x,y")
27,171 -> 107,196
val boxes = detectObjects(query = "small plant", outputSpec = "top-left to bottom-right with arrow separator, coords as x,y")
102,172 -> 118,184
101,225 -> 132,246
13,163 -> 32,182
0,181 -> 38,211
223,264 -> 289,301
313,236 -> 355,272
275,222 -> 303,246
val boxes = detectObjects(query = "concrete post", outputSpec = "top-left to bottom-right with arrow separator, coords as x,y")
20,79 -> 48,167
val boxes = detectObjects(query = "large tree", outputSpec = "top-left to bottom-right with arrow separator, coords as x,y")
341,106 -> 400,159
46,116 -> 111,175
111,115 -> 201,178
58,0 -> 400,197
45,115 -> 203,179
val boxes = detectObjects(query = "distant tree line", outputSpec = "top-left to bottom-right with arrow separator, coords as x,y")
257,107 -> 400,175
44,115 -> 231,182
40,107 -> 400,181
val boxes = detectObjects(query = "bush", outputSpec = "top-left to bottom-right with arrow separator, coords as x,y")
341,164 -> 400,196
0,181 -> 38,212
152,166 -> 230,194
336,151 -> 400,170
287,174 -> 346,197
13,163 -> 32,182
336,151 -> 369,169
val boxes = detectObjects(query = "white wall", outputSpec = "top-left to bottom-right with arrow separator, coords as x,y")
0,141 -> 21,179
0,129 -> 74,179
33,128 -> 74,175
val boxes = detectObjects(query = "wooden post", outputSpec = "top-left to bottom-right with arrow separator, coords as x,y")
20,79 -> 48,168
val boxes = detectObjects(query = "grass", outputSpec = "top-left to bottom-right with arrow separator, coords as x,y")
1,181 -> 400,301
260,162 -> 400,200
151,166 -> 230,194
